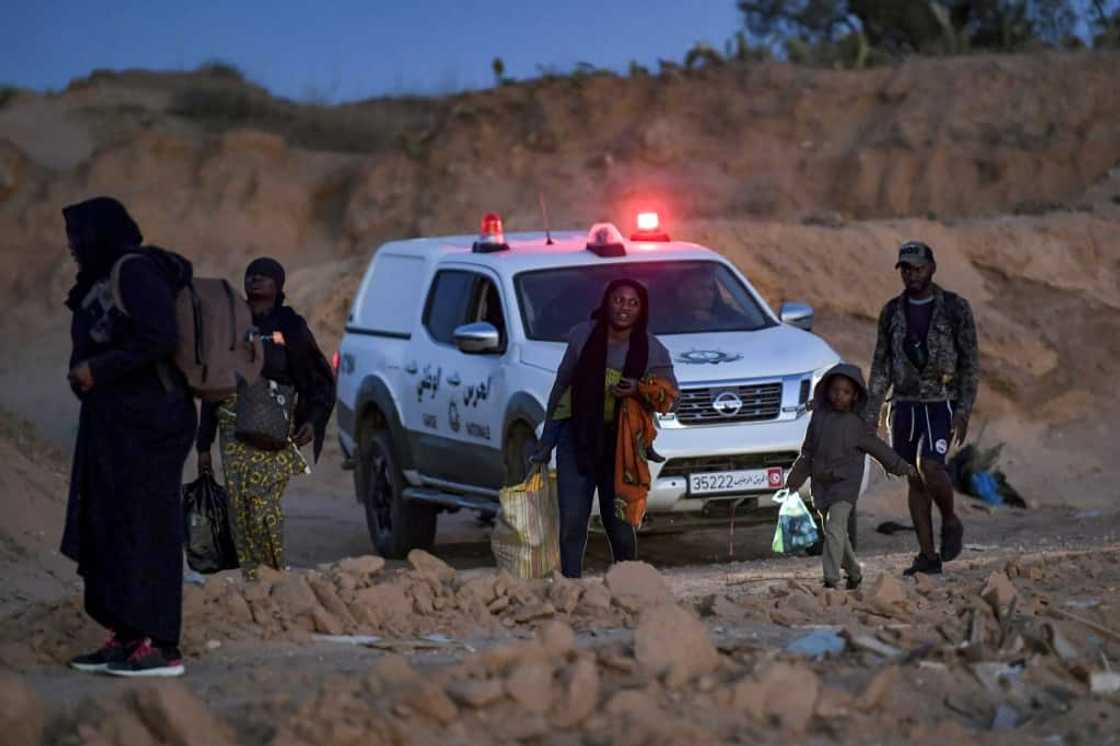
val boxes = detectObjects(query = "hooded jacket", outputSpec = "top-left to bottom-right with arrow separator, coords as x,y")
787,363 -> 911,509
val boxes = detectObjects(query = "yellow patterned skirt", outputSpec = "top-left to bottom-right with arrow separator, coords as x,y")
215,396 -> 310,580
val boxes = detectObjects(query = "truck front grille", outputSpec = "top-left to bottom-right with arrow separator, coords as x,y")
675,382 -> 783,425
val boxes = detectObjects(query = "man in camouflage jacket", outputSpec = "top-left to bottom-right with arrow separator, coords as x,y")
865,241 -> 979,576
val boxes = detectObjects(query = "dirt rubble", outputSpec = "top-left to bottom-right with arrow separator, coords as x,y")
0,555 -> 650,669
2,549 -> 1118,744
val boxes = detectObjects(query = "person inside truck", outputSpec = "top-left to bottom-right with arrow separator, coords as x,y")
533,279 -> 677,578
473,278 -> 507,348
671,268 -> 740,330
534,278 -> 599,341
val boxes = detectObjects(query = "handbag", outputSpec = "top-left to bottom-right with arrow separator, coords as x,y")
234,376 -> 295,450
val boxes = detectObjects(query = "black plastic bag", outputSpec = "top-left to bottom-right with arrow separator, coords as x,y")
183,474 -> 239,573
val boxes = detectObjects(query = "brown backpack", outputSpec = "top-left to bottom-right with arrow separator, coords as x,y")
111,255 -> 263,400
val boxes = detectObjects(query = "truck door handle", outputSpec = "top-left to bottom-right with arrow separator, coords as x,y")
447,373 -> 461,387
405,361 -> 418,374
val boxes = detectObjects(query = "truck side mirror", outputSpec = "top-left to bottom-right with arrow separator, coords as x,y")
779,302 -> 814,331
453,322 -> 502,354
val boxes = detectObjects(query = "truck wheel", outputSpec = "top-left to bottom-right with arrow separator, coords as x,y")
503,422 -> 539,486
359,428 -> 436,559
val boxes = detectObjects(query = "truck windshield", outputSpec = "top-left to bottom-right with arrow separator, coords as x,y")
515,260 -> 775,342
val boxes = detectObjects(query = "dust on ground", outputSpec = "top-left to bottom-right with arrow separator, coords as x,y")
3,395 -> 1119,745
5,542 -> 1120,745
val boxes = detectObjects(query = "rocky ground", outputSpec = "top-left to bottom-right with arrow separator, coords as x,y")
2,406 -> 1118,746
3,532 -> 1119,745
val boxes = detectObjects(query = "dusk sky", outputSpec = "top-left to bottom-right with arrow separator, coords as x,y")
2,1 -> 742,102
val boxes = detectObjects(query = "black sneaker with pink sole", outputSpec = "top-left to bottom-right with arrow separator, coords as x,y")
105,639 -> 185,678
69,635 -> 136,673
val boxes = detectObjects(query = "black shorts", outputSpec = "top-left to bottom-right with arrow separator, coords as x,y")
889,400 -> 954,466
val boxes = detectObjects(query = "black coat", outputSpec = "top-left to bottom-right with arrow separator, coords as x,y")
61,249 -> 197,644
197,303 -> 335,461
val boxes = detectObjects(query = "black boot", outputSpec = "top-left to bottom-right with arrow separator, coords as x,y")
903,553 -> 943,576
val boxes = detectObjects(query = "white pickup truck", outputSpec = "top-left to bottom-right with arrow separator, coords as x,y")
335,214 -> 843,557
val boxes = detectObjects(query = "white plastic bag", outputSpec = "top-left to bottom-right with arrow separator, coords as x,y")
771,489 -> 820,554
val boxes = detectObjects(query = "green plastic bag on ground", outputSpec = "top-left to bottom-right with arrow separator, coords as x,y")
771,488 -> 820,554
490,464 -> 560,579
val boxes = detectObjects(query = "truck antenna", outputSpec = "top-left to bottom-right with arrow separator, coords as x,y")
538,191 -> 554,245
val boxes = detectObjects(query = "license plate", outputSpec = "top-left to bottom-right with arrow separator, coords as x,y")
688,467 -> 785,495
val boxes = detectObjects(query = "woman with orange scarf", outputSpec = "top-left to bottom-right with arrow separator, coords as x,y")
534,279 -> 677,578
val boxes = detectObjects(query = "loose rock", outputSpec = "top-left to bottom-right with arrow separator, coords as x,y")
980,571 -> 1018,617
505,660 -> 555,714
873,574 -> 908,604
552,658 -> 600,727
736,662 -> 820,734
536,620 -> 577,658
337,555 -> 386,577
447,678 -> 507,708
605,561 -> 673,609
856,666 -> 900,711
407,549 -> 456,583
0,675 -> 42,746
634,604 -> 720,682
130,683 -> 236,746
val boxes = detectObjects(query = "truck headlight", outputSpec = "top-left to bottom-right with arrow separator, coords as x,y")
807,365 -> 832,409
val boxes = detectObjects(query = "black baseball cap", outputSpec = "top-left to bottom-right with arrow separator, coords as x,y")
895,240 -> 935,268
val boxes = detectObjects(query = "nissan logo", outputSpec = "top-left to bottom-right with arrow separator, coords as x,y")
712,391 -> 743,416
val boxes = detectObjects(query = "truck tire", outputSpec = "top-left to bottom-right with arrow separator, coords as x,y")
359,428 -> 436,559
503,422 -> 539,487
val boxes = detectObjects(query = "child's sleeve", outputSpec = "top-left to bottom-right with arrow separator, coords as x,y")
858,428 -> 911,476
786,415 -> 818,492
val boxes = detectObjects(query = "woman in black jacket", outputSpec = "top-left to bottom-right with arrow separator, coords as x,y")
197,257 -> 334,580
62,197 -> 198,677
536,279 -> 677,578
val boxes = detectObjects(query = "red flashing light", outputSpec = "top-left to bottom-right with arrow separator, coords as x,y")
480,212 -> 504,241
629,211 -> 670,242
473,212 -> 510,253
331,351 -> 341,376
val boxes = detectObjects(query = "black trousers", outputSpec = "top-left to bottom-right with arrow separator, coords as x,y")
555,422 -> 636,578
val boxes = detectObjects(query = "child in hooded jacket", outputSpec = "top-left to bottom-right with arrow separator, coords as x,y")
787,363 -> 918,589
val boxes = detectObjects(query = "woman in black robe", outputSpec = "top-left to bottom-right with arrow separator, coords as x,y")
196,257 -> 335,580
61,197 -> 198,677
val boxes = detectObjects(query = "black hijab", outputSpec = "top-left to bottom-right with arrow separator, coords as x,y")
245,256 -> 287,307
63,197 -> 143,309
570,278 -> 650,475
